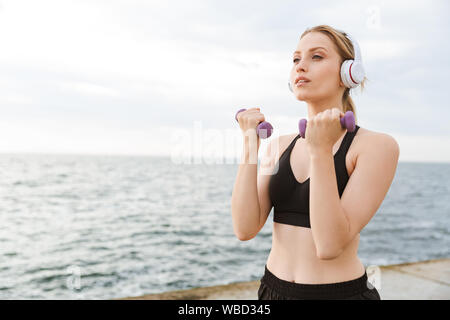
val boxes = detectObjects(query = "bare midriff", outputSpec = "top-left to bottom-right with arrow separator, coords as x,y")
266,222 -> 366,284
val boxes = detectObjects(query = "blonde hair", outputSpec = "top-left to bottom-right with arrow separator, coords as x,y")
300,25 -> 368,124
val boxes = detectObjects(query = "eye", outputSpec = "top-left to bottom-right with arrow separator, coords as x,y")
293,55 -> 322,63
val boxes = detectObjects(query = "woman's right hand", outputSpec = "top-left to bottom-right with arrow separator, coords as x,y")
236,107 -> 266,135
236,107 -> 266,152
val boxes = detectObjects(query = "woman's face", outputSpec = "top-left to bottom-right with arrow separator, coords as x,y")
290,32 -> 344,102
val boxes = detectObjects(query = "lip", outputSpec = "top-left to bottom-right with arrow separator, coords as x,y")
296,80 -> 310,87
294,76 -> 311,87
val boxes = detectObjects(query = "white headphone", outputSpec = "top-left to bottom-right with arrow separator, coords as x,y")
288,32 -> 365,92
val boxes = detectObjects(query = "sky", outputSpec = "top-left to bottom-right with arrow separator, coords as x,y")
0,0 -> 449,163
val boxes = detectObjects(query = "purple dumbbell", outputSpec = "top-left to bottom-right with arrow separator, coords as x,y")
235,108 -> 273,139
298,111 -> 355,139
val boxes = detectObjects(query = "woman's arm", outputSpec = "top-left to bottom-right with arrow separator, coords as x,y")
309,149 -> 351,259
231,131 -> 261,240
309,133 -> 400,260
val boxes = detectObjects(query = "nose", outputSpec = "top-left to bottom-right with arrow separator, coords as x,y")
295,59 -> 307,73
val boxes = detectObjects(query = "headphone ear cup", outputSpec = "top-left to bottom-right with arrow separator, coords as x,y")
341,59 -> 356,88
341,59 -> 366,89
349,61 -> 365,84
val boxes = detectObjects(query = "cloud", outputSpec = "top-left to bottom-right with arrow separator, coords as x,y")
393,134 -> 450,163
0,94 -> 33,105
361,39 -> 419,61
0,0 -> 448,162
58,82 -> 120,98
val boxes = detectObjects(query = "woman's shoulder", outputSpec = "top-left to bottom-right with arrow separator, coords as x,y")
355,127 -> 400,158
356,126 -> 398,145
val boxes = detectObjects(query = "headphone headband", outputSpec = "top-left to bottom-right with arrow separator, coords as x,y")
343,32 -> 362,63
339,30 -> 365,89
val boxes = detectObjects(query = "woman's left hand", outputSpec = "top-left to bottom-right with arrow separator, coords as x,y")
305,108 -> 346,157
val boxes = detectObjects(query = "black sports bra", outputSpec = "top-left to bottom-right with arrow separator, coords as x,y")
268,125 -> 360,228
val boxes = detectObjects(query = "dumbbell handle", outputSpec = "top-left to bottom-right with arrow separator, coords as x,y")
298,111 -> 355,139
235,108 -> 273,139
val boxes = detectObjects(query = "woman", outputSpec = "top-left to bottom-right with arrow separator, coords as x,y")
231,25 -> 400,300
